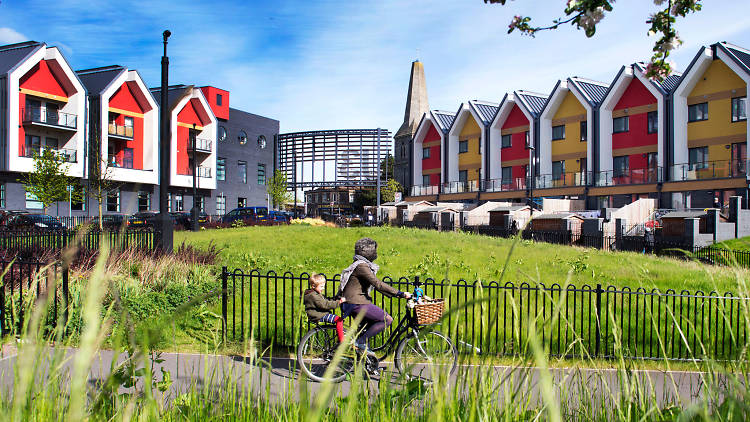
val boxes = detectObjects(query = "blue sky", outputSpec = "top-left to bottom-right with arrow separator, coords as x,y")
2,0 -> 749,136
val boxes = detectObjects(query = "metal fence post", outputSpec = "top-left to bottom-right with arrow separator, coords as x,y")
595,283 -> 602,358
221,266 -> 228,343
62,263 -> 69,334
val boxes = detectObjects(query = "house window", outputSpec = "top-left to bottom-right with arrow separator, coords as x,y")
458,170 -> 468,183
423,147 -> 430,159
501,134 -> 512,148
218,126 -> 227,142
647,111 -> 658,134
168,193 -> 173,212
216,196 -> 226,215
238,130 -> 247,145
422,175 -> 430,186
124,116 -> 134,138
216,93 -> 223,106
217,157 -> 226,181
552,161 -> 565,180
71,186 -> 85,211
688,102 -> 708,122
238,160 -> 247,183
501,166 -> 512,184
25,135 -> 41,157
647,152 -> 658,168
25,191 -> 43,210
123,148 -> 133,169
195,196 -> 205,213
238,197 -> 247,208
138,191 -> 150,211
580,121 -> 587,142
107,190 -> 120,212
732,97 -> 747,122
524,131 -> 530,149
613,116 -> 629,133
257,163 -> 266,185
552,125 -> 565,140
458,140 -> 469,153
689,146 -> 708,170
613,155 -> 629,178
0,184 -> 4,208
174,194 -> 184,212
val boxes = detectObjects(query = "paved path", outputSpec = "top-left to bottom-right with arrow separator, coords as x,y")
0,348 -> 719,408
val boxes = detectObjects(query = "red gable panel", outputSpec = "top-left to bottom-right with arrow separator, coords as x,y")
110,83 -> 145,113
19,59 -> 71,97
614,78 -> 657,110
200,86 -> 229,120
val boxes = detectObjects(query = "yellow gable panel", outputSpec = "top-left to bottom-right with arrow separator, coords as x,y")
459,115 -> 481,137
690,60 -> 745,97
553,91 -> 586,120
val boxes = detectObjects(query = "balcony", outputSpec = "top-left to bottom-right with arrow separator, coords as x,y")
190,138 -> 212,153
23,107 -> 77,131
442,180 -> 480,194
595,167 -> 662,186
483,177 -> 526,192
669,159 -> 747,181
108,123 -> 134,140
108,155 -> 134,169
181,166 -> 212,178
410,184 -> 440,196
23,147 -> 77,163
536,172 -> 588,189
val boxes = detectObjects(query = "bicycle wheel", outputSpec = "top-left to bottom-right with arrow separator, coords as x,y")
297,325 -> 351,383
395,330 -> 457,383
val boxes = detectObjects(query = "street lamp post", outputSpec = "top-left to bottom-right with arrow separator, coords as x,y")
155,30 -> 174,253
191,123 -> 199,231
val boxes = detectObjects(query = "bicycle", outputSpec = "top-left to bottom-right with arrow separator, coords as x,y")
297,293 -> 458,383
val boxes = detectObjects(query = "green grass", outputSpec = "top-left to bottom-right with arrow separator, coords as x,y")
177,225 -> 747,293
716,236 -> 750,251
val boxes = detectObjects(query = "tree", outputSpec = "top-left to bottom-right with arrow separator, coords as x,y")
88,155 -> 118,230
484,0 -> 702,80
22,149 -> 83,215
380,154 -> 394,181
267,170 -> 291,210
380,179 -> 403,203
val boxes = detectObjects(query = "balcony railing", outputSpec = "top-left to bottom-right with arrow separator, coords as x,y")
190,137 -> 212,153
669,159 -> 748,181
442,180 -> 480,194
483,177 -> 527,192
23,107 -> 77,129
23,147 -> 77,163
108,123 -> 134,139
536,171 -> 589,189
595,167 -> 663,186
182,166 -> 212,178
410,184 -> 440,196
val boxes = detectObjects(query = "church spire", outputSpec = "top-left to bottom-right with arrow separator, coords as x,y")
395,60 -> 428,139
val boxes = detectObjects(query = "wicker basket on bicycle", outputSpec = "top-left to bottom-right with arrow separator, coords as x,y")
413,299 -> 445,325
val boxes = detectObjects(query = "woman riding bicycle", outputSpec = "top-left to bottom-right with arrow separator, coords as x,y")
340,237 -> 411,355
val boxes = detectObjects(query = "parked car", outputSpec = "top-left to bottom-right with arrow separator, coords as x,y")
129,211 -> 159,228
3,213 -> 66,231
171,211 -> 208,228
221,207 -> 268,224
100,214 -> 129,230
269,210 -> 291,223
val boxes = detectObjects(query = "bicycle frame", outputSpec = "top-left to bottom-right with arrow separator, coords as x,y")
347,306 -> 422,361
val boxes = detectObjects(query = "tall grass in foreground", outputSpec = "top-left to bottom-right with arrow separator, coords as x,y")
2,237 -> 750,420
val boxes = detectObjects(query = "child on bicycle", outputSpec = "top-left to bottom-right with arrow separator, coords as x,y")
304,273 -> 346,343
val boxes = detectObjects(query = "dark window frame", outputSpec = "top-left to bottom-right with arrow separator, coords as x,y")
458,140 -> 469,154
731,97 -> 747,122
647,111 -> 658,134
613,116 -> 629,133
580,121 -> 587,142
423,146 -> 431,159
688,102 -> 708,122
501,134 -> 512,148
552,125 -> 565,141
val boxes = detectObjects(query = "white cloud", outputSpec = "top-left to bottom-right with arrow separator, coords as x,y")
0,27 -> 27,44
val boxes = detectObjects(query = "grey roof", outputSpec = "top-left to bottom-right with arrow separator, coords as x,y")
569,77 -> 609,106
432,110 -> 456,133
380,202 -> 396,206
632,62 -> 682,94
150,84 -> 192,110
395,200 -> 433,206
470,100 -> 499,126
76,65 -> 125,95
0,41 -> 42,75
490,205 -> 529,212
516,91 -> 548,116
721,42 -> 750,76
662,211 -> 708,219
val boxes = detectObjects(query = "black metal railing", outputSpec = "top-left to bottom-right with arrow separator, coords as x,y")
595,166 -> 662,186
0,229 -> 155,253
221,267 -> 750,361
0,260 -> 69,337
22,147 -> 77,163
190,138 -> 212,153
22,107 -> 77,129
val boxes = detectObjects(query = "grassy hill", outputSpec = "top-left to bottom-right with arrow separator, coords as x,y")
176,225 -> 747,293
